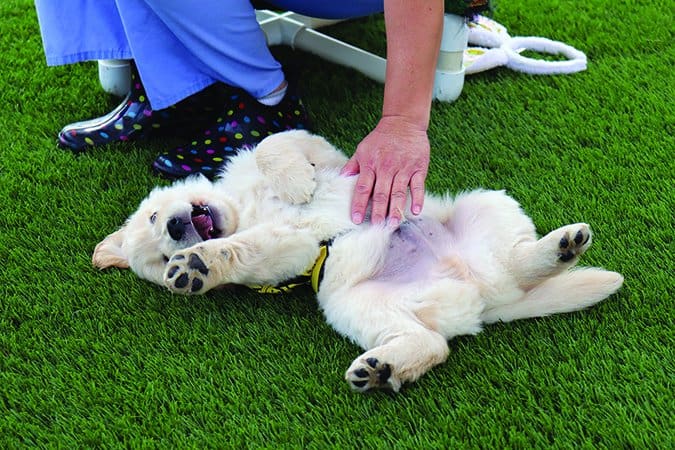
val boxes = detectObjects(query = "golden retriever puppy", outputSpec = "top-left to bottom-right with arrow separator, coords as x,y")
93,130 -> 623,392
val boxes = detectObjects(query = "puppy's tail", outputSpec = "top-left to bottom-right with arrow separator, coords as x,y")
481,268 -> 624,324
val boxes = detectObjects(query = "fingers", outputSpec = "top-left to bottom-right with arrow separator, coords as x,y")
351,168 -> 375,224
385,172 -> 410,226
342,156 -> 371,225
346,123 -> 430,225
409,170 -> 426,215
370,170 -> 393,225
340,158 -> 359,177
348,160 -> 427,225
354,170 -> 416,226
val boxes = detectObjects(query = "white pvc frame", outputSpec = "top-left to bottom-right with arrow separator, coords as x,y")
99,10 -> 469,102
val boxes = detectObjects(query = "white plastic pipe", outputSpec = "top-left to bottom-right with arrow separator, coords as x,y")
433,14 -> 469,102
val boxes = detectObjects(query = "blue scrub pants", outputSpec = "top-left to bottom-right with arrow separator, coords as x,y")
34,1 -> 386,110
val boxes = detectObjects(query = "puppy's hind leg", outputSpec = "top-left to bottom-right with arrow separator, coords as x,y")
481,267 -> 624,324
345,328 -> 449,393
324,281 -> 483,392
509,223 -> 593,289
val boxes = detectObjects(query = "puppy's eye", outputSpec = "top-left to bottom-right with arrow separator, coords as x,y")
150,212 -> 157,224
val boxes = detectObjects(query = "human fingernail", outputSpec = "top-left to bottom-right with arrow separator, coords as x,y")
412,205 -> 421,215
352,212 -> 362,224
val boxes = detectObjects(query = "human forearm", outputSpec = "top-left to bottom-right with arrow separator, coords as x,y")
382,0 -> 444,130
342,0 -> 444,225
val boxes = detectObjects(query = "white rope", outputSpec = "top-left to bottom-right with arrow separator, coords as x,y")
503,37 -> 587,74
464,16 -> 588,75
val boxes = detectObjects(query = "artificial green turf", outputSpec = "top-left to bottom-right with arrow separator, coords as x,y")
1,0 -> 673,447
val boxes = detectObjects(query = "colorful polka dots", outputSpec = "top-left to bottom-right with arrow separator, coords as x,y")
153,89 -> 310,180
55,71 -> 311,176
57,63 -> 243,153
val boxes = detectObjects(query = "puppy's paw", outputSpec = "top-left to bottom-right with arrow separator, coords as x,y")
256,147 -> 316,204
556,223 -> 592,263
273,162 -> 316,204
164,250 -> 216,295
345,357 -> 401,393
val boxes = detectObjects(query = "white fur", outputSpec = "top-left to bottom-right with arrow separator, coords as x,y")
93,130 -> 623,392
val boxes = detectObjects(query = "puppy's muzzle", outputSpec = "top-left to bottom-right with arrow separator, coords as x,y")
167,205 -> 218,241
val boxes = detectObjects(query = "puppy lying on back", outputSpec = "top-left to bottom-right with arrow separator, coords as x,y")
93,130 -> 623,392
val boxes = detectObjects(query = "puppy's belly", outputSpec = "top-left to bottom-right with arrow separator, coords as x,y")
373,217 -> 457,283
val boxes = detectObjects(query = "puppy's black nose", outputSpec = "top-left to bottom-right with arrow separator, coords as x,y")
167,217 -> 185,241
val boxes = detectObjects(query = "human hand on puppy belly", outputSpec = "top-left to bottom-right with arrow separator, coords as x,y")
341,116 -> 430,227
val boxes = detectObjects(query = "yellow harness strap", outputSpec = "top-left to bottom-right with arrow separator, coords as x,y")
310,244 -> 329,293
247,243 -> 330,295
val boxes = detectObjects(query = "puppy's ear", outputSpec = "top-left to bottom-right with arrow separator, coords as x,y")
92,226 -> 129,269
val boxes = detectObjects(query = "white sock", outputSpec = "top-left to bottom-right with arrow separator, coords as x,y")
256,82 -> 287,106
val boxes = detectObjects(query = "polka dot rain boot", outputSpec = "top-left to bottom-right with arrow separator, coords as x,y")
57,63 -> 226,152
151,85 -> 310,179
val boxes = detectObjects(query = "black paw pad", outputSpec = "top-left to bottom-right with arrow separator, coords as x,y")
191,278 -> 203,293
559,250 -> 575,262
167,266 -> 179,278
354,368 -> 369,378
366,357 -> 379,368
559,236 -> 569,249
377,364 -> 392,384
175,273 -> 189,288
188,253 -> 209,275
351,380 -> 368,388
574,230 -> 584,244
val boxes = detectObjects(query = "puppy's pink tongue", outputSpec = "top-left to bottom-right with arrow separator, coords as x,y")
192,214 -> 214,239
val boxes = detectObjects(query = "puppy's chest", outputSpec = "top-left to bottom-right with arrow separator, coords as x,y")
245,188 -> 351,235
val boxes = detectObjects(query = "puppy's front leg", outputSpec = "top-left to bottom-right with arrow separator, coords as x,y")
163,224 -> 320,295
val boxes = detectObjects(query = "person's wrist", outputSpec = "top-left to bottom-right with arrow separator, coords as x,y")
377,114 -> 429,134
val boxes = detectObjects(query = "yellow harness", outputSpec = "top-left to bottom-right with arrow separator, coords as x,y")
247,243 -> 330,294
